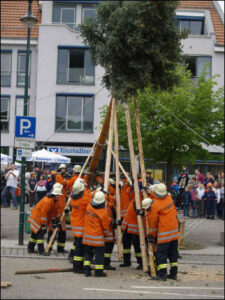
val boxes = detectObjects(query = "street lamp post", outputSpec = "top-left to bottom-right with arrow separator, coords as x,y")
19,0 -> 37,245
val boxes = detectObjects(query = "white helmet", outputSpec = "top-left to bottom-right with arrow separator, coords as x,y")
93,191 -> 105,204
59,164 -> 66,169
52,183 -> 63,195
72,178 -> 85,194
142,198 -> 153,210
109,178 -> 115,185
73,165 -> 81,173
154,183 -> 167,198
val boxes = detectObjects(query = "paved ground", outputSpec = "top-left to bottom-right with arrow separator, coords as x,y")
1,205 -> 224,299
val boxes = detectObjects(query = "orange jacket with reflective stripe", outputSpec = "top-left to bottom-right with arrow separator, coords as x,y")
120,184 -> 130,218
70,188 -> 92,237
121,198 -> 146,235
67,174 -> 88,194
28,196 -> 59,233
82,202 -> 110,247
55,174 -> 68,199
147,194 -> 179,244
48,195 -> 66,232
105,198 -> 115,242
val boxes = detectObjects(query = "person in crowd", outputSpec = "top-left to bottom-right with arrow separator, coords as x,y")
33,164 -> 42,182
196,183 -> 205,218
16,175 -> 21,206
219,181 -> 224,219
46,171 -> 56,193
28,172 -> 37,207
182,185 -> 192,218
203,171 -> 215,187
213,181 -> 221,218
203,183 -> 217,219
190,183 -> 199,218
217,172 -> 224,184
27,183 -> 63,255
43,169 -> 50,181
36,175 -> 47,203
25,169 -> 31,204
195,169 -> 205,184
146,169 -> 154,185
1,163 -> 20,209
170,178 -> 179,209
178,166 -> 189,210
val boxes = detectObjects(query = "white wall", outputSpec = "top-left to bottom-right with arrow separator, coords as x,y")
1,42 -> 38,157
35,24 -> 110,145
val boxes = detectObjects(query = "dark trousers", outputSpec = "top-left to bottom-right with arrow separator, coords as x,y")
122,229 -> 142,265
104,242 -> 114,266
206,200 -> 216,218
156,239 -> 178,278
29,192 -> 36,207
68,238 -> 76,259
28,229 -> 45,254
47,229 -> 66,252
84,245 -> 105,276
73,237 -> 84,272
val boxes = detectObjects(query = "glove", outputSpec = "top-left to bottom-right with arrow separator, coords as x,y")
111,219 -> 117,229
64,208 -> 69,215
52,218 -> 61,229
136,209 -> 145,216
147,235 -> 157,244
103,190 -> 109,197
41,224 -> 47,234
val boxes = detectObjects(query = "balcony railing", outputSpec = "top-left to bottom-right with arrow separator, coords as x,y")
58,68 -> 94,85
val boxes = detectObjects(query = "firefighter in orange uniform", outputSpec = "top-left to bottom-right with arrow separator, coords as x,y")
83,191 -> 110,277
120,180 -> 145,270
144,183 -> 179,281
55,164 -> 68,200
68,178 -> 92,273
120,177 -> 131,219
67,165 -> 86,194
27,183 -> 63,255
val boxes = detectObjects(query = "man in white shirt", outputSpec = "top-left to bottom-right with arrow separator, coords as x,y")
1,163 -> 20,209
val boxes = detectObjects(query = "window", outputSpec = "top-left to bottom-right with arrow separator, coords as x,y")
0,147 -> 9,155
176,17 -> 204,35
16,96 -> 29,116
1,96 -> 10,131
57,47 -> 95,85
1,51 -> 12,87
53,4 -> 76,30
56,94 -> 94,132
82,6 -> 96,23
183,56 -> 211,80
17,51 -> 31,87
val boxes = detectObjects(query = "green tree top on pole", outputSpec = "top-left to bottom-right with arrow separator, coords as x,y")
81,1 -> 186,101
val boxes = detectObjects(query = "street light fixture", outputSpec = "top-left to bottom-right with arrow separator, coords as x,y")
18,0 -> 37,246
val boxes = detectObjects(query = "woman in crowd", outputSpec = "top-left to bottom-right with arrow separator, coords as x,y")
182,185 -> 192,218
36,175 -> 47,203
28,172 -> 37,207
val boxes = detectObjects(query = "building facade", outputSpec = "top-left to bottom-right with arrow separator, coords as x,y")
1,0 -> 224,170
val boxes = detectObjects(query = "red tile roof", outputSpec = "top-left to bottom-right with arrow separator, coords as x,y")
1,0 -> 41,39
178,1 -> 224,46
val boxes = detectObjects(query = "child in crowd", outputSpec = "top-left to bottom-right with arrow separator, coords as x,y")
182,185 -> 192,218
197,183 -> 205,218
203,183 -> 217,219
190,182 -> 198,218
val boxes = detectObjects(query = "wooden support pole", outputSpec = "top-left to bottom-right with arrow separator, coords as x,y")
104,98 -> 115,192
133,96 -> 156,277
123,103 -> 148,272
15,268 -> 73,275
45,141 -> 97,253
113,100 -> 123,261
87,97 -> 113,187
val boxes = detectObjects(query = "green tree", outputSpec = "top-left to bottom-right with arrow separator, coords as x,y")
113,67 -> 224,183
81,1 -> 186,101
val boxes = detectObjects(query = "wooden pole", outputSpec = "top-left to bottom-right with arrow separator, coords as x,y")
111,150 -> 132,185
15,267 -> 73,275
87,97 -> 113,187
104,98 -> 115,192
133,96 -> 156,277
123,103 -> 148,272
113,100 -> 123,261
45,140 -> 97,253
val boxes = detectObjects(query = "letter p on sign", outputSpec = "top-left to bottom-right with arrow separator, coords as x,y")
20,119 -> 31,135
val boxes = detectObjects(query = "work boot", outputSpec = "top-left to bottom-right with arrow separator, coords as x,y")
68,256 -> 74,264
167,274 -> 177,280
136,264 -> 143,270
39,251 -> 50,256
84,268 -> 91,277
58,249 -> 69,254
28,249 -> 37,254
94,270 -> 107,277
104,265 -> 116,270
150,275 -> 167,281
119,262 -> 131,267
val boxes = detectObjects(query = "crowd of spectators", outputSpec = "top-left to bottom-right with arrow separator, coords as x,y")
170,167 -> 224,220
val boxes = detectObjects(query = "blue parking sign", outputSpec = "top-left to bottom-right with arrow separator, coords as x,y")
15,116 -> 36,138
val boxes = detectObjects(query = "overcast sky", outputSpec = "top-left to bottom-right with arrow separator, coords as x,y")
218,1 -> 224,11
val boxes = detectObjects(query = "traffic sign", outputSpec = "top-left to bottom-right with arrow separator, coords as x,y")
15,116 -> 36,138
17,148 -> 32,158
15,137 -> 35,149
